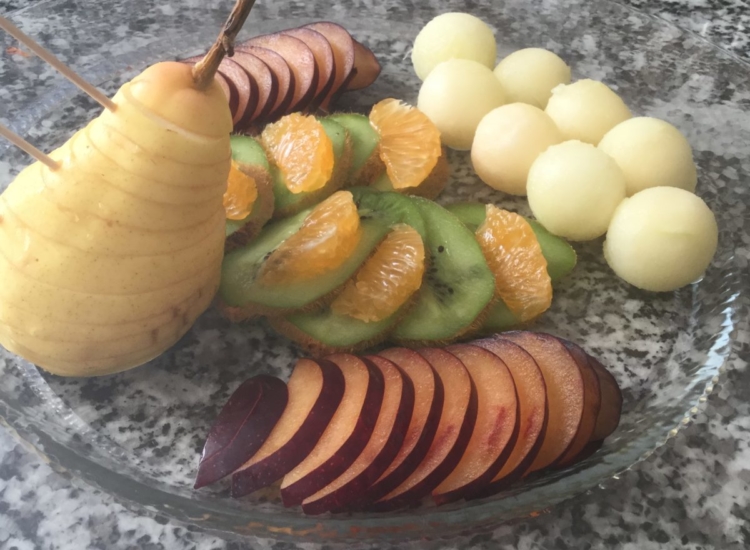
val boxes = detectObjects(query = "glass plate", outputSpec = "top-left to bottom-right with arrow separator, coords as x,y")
1,0 -> 748,543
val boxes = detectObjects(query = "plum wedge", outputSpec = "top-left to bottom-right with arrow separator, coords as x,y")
500,332 -> 585,475
228,50 -> 278,124
368,348 -> 477,512
554,340 -> 602,468
282,27 -> 337,109
588,356 -> 623,441
237,45 -> 295,121
280,354 -> 384,507
244,33 -> 319,112
194,375 -> 287,489
431,345 -> 519,505
471,337 -> 548,494
359,348 -> 444,507
231,358 -> 344,497
301,355 -> 414,514
303,22 -> 355,110
347,40 -> 382,91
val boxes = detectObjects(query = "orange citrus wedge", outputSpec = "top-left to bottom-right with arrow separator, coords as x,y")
223,160 -> 258,220
261,113 -> 335,194
476,205 -> 553,322
257,191 -> 361,285
331,224 -> 425,322
369,98 -> 441,189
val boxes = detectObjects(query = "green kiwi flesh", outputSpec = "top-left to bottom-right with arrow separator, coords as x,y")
445,202 -> 578,282
272,189 -> 427,352
220,214 -> 391,311
225,136 -> 274,239
393,197 -> 495,343
325,113 -> 380,176
271,118 -> 351,217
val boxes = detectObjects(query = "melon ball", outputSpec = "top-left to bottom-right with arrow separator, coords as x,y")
604,187 -> 718,292
545,79 -> 632,144
471,103 -> 563,195
494,48 -> 571,109
418,59 -> 506,151
527,140 -> 627,241
598,117 -> 697,196
412,13 -> 497,81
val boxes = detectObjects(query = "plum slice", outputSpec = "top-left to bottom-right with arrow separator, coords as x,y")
347,40 -> 382,91
228,50 -> 278,125
432,344 -> 519,505
230,358 -> 344,497
245,33 -> 319,112
500,332 -> 585,474
368,348 -> 477,512
303,22 -> 355,110
470,337 -> 548,495
358,347 -> 443,507
554,339 -> 602,467
588,355 -> 622,441
301,355 -> 414,514
282,27 -> 337,109
194,375 -> 287,489
280,354 -> 384,507
236,44 -> 295,121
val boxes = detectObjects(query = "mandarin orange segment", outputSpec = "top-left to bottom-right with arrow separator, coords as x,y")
476,205 -> 553,323
331,224 -> 425,322
223,160 -> 259,220
257,191 -> 361,285
261,113 -> 335,194
369,98 -> 442,189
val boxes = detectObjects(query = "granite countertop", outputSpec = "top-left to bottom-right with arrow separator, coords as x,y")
0,1 -> 749,549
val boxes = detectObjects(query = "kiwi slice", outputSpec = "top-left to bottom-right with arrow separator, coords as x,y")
393,197 -> 496,344
225,136 -> 275,250
325,113 -> 382,183
271,190 -> 427,354
271,118 -> 352,218
445,202 -> 577,282
370,151 -> 450,200
220,210 -> 391,317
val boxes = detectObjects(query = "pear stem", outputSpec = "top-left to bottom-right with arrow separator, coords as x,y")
0,122 -> 59,170
192,0 -> 256,90
0,16 -> 117,112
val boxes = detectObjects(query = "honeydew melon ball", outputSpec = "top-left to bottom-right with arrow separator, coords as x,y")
412,13 -> 497,81
418,59 -> 506,151
527,140 -> 627,241
494,48 -> 571,109
604,187 -> 718,292
598,117 -> 697,196
545,79 -> 632,144
471,103 -> 563,195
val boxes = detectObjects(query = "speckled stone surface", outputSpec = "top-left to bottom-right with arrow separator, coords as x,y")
0,0 -> 749,549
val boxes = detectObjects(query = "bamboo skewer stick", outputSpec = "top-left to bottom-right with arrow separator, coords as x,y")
0,122 -> 59,170
0,16 -> 116,111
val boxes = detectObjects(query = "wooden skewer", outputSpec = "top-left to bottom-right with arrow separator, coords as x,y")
0,122 -> 59,170
0,16 -> 116,111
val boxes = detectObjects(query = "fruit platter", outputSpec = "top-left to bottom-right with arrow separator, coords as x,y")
0,0 -> 747,543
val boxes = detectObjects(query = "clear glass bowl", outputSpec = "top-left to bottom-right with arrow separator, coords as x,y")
1,0 -> 748,543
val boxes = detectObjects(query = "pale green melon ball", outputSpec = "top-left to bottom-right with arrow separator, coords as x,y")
494,48 -> 571,109
598,117 -> 697,196
604,187 -> 718,292
412,12 -> 497,81
527,140 -> 627,241
471,103 -> 563,195
545,79 -> 632,144
418,59 -> 506,151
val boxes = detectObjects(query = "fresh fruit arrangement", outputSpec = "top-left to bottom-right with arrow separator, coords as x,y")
219,184 -> 578,353
195,332 -> 622,513
408,11 -> 718,292
180,22 -> 381,132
